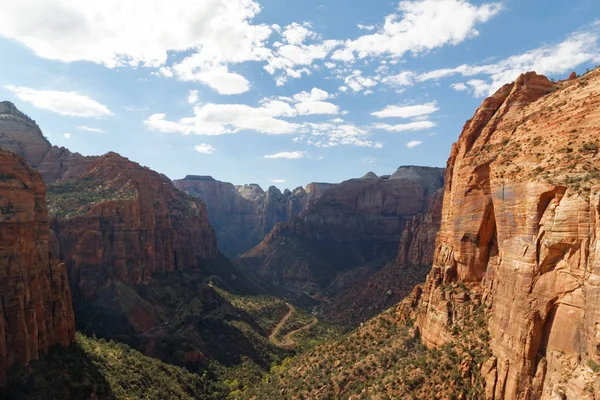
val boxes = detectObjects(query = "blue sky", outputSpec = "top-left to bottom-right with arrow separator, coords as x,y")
0,0 -> 599,190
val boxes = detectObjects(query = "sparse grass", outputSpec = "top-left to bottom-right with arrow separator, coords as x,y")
46,177 -> 137,219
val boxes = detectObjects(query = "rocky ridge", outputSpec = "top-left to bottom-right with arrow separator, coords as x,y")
0,149 -> 75,384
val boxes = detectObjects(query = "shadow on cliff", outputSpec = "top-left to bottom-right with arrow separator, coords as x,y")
1,343 -> 116,400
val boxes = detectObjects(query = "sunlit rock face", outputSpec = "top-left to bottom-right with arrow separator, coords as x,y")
416,71 -> 600,399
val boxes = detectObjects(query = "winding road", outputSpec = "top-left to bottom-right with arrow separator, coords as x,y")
269,303 -> 318,348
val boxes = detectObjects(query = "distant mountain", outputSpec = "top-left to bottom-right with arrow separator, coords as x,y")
238,166 -> 444,300
174,175 -> 335,257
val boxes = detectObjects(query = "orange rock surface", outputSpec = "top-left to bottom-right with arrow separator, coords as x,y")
416,71 -> 600,399
0,150 -> 75,384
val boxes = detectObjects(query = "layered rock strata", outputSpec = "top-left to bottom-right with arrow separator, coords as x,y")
0,150 -> 75,384
415,71 -> 600,399
239,166 -> 444,289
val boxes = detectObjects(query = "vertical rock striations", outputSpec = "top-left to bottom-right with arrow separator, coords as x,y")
0,150 -> 75,384
414,71 -> 600,399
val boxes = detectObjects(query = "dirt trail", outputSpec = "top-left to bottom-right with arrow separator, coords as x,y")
269,303 -> 318,348
269,303 -> 295,342
280,316 -> 318,347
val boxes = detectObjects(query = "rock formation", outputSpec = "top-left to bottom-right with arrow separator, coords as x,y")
0,150 -> 75,384
0,102 -> 219,300
0,101 -> 93,182
174,175 -> 335,256
239,166 -> 444,290
414,71 -> 600,399
48,154 -> 219,299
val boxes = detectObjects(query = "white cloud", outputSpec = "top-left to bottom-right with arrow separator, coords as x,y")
270,179 -> 286,183
292,87 -> 331,102
173,63 -> 250,94
373,121 -> 436,132
357,24 -> 375,31
145,101 -> 300,135
466,79 -> 492,97
0,1 -> 273,68
295,101 -> 339,115
77,125 -> 105,133
382,71 -> 416,87
371,101 -> 438,118
4,85 -> 112,117
450,82 -> 469,91
187,90 -> 199,104
63,133 -> 72,139
331,48 -> 355,62
265,22 -> 340,85
282,23 -> 317,45
264,151 -> 306,159
194,143 -> 215,154
344,70 -> 378,92
420,28 -> 600,96
406,140 -> 422,148
302,122 -> 383,148
339,0 -> 503,60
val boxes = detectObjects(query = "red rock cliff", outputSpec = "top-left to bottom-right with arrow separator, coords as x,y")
0,150 -> 75,384
49,153 -> 219,299
415,71 -> 600,399
0,104 -> 219,300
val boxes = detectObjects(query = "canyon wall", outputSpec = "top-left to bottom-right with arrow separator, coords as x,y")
239,166 -> 444,289
415,71 -> 600,399
0,102 -> 219,301
174,175 -> 335,256
0,150 -> 75,384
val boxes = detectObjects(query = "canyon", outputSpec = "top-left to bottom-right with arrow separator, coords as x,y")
174,175 -> 334,257
2,68 -> 600,399
238,166 -> 444,292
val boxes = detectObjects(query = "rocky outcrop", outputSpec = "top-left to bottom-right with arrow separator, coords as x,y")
239,167 -> 444,290
0,101 -> 92,183
0,150 -> 75,384
414,71 -> 600,399
174,175 -> 335,256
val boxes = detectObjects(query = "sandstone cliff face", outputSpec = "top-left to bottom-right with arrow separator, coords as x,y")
239,166 -> 444,289
0,150 -> 75,384
0,104 -> 219,301
397,188 -> 443,266
415,71 -> 600,399
49,154 -> 219,299
174,175 -> 335,256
